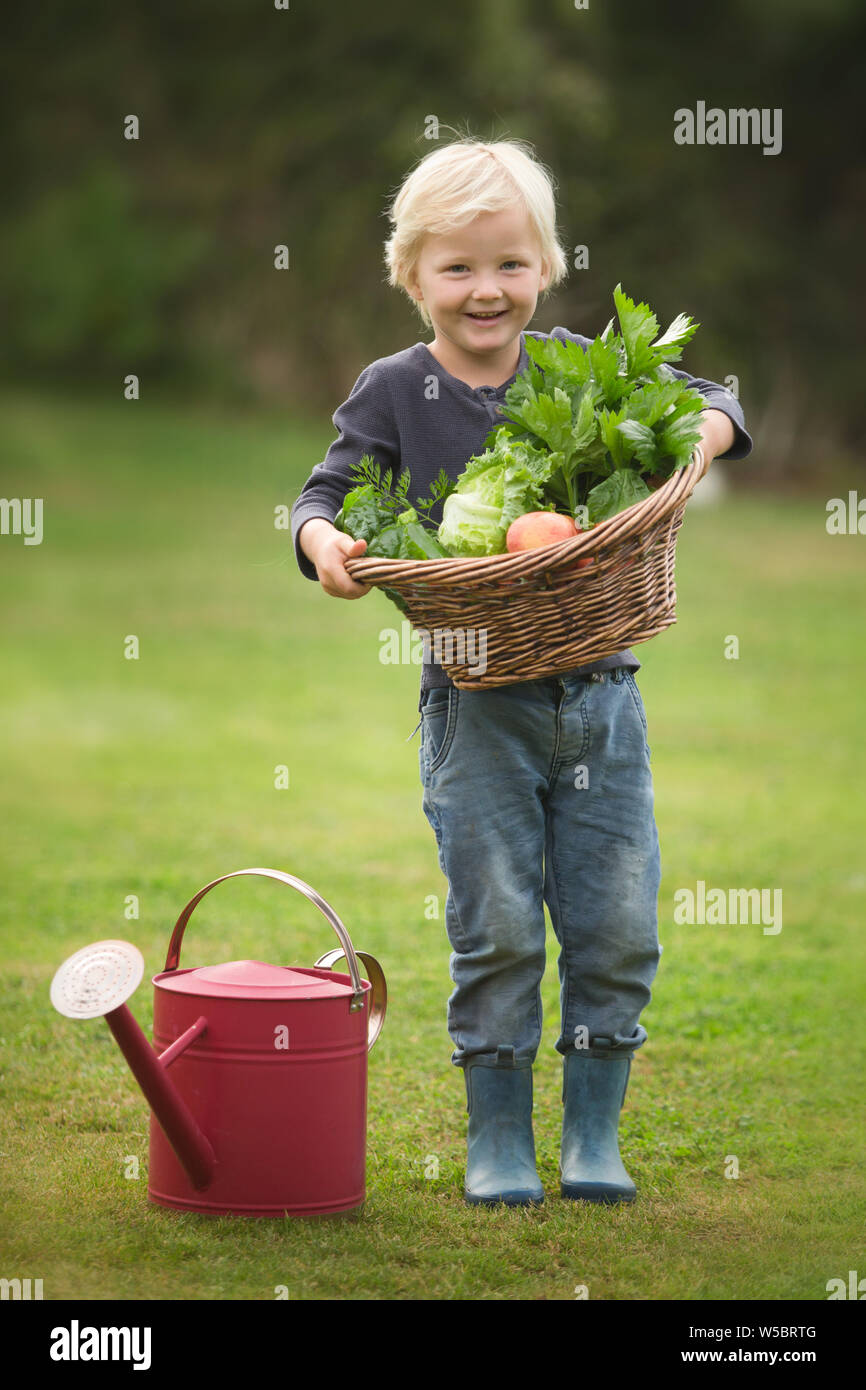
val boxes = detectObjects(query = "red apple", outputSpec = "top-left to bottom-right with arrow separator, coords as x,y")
506,511 -> 577,550
506,512 -> 593,570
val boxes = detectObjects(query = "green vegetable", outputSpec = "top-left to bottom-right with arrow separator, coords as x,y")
437,429 -> 557,556
487,284 -> 706,521
333,482 -> 392,544
335,456 -> 455,557
333,286 -> 707,567
366,507 -> 450,560
586,470 -> 652,524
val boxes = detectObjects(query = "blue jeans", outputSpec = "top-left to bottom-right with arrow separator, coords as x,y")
418,669 -> 662,1069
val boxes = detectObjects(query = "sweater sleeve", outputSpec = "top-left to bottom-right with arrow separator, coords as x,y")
663,364 -> 752,461
290,362 -> 402,581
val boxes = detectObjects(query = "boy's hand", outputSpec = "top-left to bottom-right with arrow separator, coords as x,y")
299,518 -> 372,598
696,408 -> 735,466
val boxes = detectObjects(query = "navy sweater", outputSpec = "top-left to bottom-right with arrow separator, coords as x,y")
291,328 -> 753,704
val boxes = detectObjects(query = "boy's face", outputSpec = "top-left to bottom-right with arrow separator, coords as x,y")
408,206 -> 551,362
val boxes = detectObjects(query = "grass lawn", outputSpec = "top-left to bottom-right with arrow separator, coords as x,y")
1,388 -> 864,1301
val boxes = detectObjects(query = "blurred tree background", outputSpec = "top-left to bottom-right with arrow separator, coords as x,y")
1,0 -> 862,486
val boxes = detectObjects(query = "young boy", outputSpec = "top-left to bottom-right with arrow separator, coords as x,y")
291,139 -> 752,1206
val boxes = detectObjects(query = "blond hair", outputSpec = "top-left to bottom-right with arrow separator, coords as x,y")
384,135 -> 569,328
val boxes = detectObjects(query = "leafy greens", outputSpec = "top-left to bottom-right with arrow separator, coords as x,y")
437,430 -> 558,557
333,285 -> 708,564
483,283 -> 707,525
334,457 -> 454,560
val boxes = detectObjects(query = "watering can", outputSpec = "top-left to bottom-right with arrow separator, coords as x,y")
50,868 -> 386,1217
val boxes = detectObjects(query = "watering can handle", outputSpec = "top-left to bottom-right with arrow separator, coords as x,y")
314,949 -> 387,1053
163,868 -> 385,1046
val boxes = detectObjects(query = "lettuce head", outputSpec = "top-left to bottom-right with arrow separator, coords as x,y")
437,429 -> 559,557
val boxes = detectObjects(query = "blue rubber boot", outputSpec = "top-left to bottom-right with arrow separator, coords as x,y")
463,1052 -> 544,1207
560,1052 -> 636,1204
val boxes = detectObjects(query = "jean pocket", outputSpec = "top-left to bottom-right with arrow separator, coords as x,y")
421,687 -> 459,772
624,671 -> 649,736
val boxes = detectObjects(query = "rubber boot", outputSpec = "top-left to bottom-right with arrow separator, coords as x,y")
463,1051 -> 544,1207
560,1052 -> 636,1204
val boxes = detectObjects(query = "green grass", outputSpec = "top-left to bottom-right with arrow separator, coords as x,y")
1,388 -> 864,1301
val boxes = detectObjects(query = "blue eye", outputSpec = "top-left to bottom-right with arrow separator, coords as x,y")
443,261 -> 522,273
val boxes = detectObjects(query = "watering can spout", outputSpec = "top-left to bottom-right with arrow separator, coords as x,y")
50,941 -> 216,1192
105,1004 -> 216,1190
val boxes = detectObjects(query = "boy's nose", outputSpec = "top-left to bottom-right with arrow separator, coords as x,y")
470,276 -> 503,300
469,286 -> 505,303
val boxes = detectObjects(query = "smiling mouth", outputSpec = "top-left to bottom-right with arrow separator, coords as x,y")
466,309 -> 508,320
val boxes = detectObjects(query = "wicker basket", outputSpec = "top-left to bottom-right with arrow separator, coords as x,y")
344,447 -> 709,690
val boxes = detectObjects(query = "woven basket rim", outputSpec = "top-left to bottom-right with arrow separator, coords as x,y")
345,447 -> 708,585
